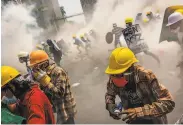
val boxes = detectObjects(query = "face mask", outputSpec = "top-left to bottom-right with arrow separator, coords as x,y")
111,77 -> 128,87
2,96 -> 17,105
171,26 -> 180,34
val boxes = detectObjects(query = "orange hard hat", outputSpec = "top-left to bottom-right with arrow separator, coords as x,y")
29,50 -> 49,67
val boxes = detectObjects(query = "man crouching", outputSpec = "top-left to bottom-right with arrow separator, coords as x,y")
105,47 -> 175,124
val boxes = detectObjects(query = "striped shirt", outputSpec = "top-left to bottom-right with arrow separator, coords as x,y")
112,27 -> 123,42
105,65 -> 175,124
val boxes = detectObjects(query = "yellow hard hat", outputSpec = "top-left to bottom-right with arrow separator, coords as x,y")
80,34 -> 84,38
72,34 -> 76,38
143,18 -> 149,23
105,47 -> 139,74
29,50 -> 49,67
125,18 -> 133,24
1,66 -> 20,87
175,9 -> 183,15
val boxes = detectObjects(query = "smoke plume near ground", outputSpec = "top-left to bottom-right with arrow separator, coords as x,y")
1,0 -> 183,123
1,3 -> 42,72
69,0 -> 183,123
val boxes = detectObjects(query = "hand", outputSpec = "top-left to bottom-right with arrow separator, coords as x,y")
7,103 -> 17,113
32,70 -> 51,87
107,104 -> 121,120
33,69 -> 47,81
120,108 -> 143,123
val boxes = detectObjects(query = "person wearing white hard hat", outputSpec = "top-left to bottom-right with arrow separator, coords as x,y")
17,51 -> 29,64
168,11 -> 183,91
167,12 -> 183,44
17,51 -> 33,80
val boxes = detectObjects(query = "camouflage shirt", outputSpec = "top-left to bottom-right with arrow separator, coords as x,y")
46,63 -> 76,123
105,65 -> 175,124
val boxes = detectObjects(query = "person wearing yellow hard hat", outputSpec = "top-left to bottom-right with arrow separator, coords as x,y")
80,33 -> 91,53
125,17 -> 134,27
141,18 -> 150,27
146,11 -> 154,20
1,66 -> 55,124
72,34 -> 84,54
122,17 -> 161,64
29,50 -> 77,124
1,68 -> 26,124
72,34 -> 76,38
105,47 -> 175,124
143,18 -> 148,23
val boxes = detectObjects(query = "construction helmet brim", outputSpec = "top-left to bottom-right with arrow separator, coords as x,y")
166,12 -> 183,26
29,50 -> 49,67
1,66 -> 20,87
105,47 -> 139,75
105,58 -> 139,74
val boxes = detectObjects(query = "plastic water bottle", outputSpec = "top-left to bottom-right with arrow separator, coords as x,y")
114,102 -> 123,113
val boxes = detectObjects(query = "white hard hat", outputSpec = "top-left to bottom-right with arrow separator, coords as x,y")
167,12 -> 183,26
41,42 -> 45,45
18,51 -> 29,58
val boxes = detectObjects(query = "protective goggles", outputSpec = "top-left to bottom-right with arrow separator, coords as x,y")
32,61 -> 48,71
110,72 -> 133,78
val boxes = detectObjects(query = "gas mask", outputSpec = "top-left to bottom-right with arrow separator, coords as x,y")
5,76 -> 31,98
111,72 -> 133,87
32,61 -> 49,73
110,66 -> 134,87
1,96 -> 17,105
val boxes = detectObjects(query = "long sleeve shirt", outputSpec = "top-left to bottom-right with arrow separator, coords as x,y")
45,63 -> 76,123
105,65 -> 175,124
18,84 -> 55,124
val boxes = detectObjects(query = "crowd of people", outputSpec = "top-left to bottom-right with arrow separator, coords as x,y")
1,8 -> 183,124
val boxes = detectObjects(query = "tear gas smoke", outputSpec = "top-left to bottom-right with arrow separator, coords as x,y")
68,0 -> 183,123
1,0 -> 183,123
77,0 -> 183,94
2,3 -> 43,72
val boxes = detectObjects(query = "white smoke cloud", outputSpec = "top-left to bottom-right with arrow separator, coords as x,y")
2,0 -> 183,123
1,3 -> 43,72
